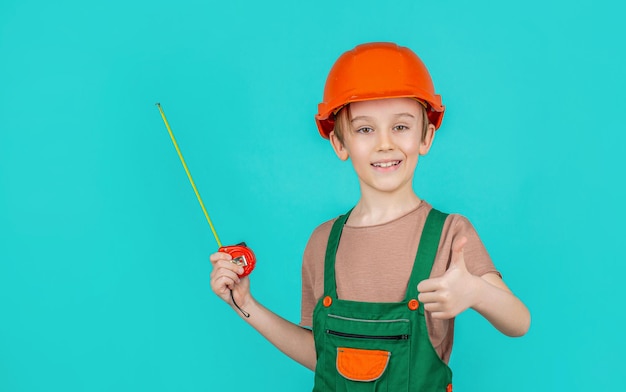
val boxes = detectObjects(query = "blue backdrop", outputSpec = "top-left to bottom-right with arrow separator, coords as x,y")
1,0 -> 624,391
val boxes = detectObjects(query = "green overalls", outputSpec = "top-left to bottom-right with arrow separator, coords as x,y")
312,208 -> 453,392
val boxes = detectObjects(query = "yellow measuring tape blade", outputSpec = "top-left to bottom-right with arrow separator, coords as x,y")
156,103 -> 222,248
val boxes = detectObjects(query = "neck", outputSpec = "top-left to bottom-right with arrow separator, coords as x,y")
348,188 -> 422,227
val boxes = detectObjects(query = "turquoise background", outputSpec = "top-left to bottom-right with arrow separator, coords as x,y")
1,0 -> 624,390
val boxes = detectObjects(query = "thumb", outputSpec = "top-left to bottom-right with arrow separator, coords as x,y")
450,236 -> 468,270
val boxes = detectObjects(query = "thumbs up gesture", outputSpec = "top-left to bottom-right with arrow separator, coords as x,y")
417,236 -> 480,320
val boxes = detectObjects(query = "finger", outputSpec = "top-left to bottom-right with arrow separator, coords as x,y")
417,291 -> 441,305
211,274 -> 238,295
429,311 -> 455,320
212,259 -> 245,277
423,301 -> 445,313
210,270 -> 238,285
210,263 -> 243,284
450,236 -> 468,270
417,277 -> 443,293
209,251 -> 233,265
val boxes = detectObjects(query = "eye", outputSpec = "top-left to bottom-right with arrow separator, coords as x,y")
355,126 -> 374,134
393,124 -> 409,132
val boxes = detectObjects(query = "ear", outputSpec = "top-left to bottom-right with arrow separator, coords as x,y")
419,124 -> 436,156
329,131 -> 350,161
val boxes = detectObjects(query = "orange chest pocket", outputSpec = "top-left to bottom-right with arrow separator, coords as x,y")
336,347 -> 391,382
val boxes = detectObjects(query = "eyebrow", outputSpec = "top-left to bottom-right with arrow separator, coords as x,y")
351,113 -> 416,123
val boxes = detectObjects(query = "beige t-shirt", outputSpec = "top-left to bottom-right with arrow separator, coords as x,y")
300,200 -> 499,364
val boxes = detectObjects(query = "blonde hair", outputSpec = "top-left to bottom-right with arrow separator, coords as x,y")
332,102 -> 430,145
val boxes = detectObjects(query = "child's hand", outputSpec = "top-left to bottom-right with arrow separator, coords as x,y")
417,236 -> 480,319
209,251 -> 251,310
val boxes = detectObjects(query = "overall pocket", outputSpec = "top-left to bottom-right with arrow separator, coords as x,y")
324,314 -> 411,392
336,347 -> 390,382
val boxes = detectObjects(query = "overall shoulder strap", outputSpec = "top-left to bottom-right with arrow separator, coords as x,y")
323,210 -> 352,298
405,208 -> 448,301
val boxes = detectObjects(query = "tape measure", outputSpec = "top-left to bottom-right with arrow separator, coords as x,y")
156,103 -> 256,278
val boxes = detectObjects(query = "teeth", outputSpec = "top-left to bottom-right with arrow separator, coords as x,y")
372,161 -> 400,168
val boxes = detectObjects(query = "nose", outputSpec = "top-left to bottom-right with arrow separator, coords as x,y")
376,129 -> 395,151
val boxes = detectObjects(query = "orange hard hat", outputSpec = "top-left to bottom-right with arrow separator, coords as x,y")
315,42 -> 445,139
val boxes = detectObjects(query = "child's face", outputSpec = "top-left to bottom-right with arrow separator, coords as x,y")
330,98 -> 435,197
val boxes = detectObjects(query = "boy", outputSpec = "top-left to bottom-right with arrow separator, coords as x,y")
210,42 -> 530,391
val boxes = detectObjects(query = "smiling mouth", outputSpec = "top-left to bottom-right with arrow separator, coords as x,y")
372,160 -> 401,168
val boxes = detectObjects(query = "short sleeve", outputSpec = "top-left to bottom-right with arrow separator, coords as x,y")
299,219 -> 334,327
430,214 -> 500,279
